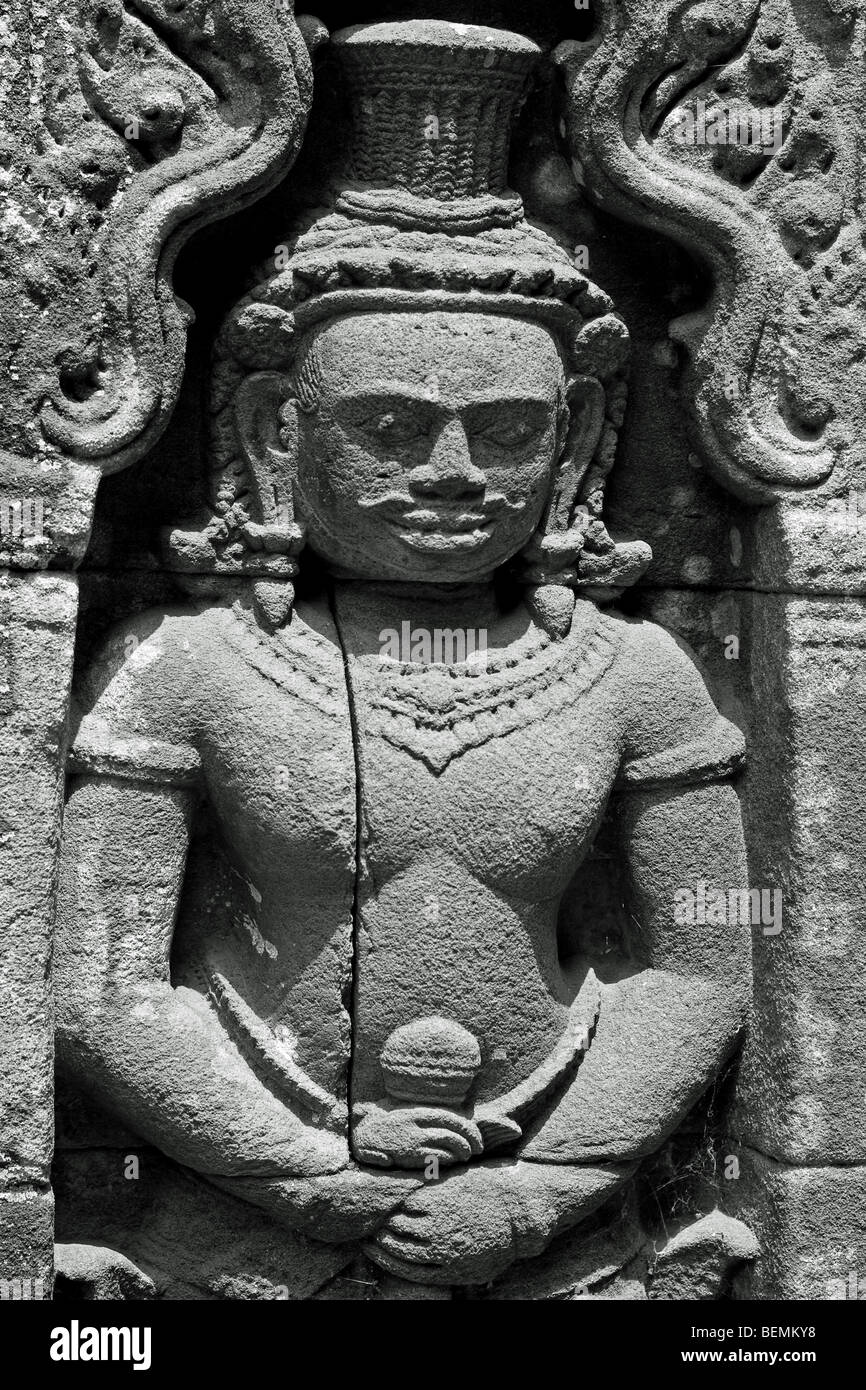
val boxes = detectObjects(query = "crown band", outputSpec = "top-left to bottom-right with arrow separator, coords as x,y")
291,286 -> 581,339
333,187 -> 525,234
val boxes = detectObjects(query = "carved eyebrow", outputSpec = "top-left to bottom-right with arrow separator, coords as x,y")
334,385 -> 442,405
335,385 -> 553,407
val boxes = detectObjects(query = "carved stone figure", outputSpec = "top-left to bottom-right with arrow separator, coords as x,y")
50,19 -> 755,1299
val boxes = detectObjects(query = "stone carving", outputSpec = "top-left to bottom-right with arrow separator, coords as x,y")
52,19 -> 755,1298
557,0 -> 866,501
0,0 -> 313,571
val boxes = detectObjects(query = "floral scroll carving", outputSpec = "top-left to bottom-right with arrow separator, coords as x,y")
557,0 -> 865,502
0,0 -> 313,560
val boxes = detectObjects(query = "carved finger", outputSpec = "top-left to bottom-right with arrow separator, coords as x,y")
362,1244 -> 448,1285
353,1146 -> 392,1168
384,1212 -> 427,1238
414,1145 -> 463,1167
369,1229 -> 434,1262
412,1129 -> 472,1162
398,1198 -> 437,1220
416,1113 -> 484,1153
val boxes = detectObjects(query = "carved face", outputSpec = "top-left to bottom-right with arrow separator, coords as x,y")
291,311 -> 565,583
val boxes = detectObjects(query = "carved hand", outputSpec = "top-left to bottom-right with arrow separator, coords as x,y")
363,1158 -> 635,1286
210,1164 -> 423,1244
352,1102 -> 484,1168
363,1163 -> 522,1285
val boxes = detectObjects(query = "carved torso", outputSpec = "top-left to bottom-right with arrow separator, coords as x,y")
335,590 -> 621,1106
71,591 -> 742,1132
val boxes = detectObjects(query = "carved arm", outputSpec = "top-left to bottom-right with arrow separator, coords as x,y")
521,779 -> 751,1174
54,776 -> 418,1238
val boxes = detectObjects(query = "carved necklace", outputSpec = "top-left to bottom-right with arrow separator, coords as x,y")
341,602 -> 619,773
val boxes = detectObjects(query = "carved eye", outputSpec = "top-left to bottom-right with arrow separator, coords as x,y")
366,411 -> 426,444
474,417 -> 544,447
513,420 -> 542,441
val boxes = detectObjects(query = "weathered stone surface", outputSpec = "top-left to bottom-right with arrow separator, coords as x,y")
559,0 -> 866,504
648,1210 -> 760,1301
43,17 -> 754,1298
633,588 -> 866,1166
54,1243 -> 156,1301
730,594 -> 866,1164
0,0 -> 313,479
0,1190 -> 53,1299
0,572 -> 75,1293
727,1147 -> 866,1300
1,1 -> 863,1303
53,1147 -> 351,1299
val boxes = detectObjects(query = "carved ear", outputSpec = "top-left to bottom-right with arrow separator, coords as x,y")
234,373 -> 304,634
234,372 -> 297,530
547,376 -> 606,533
518,376 -> 608,628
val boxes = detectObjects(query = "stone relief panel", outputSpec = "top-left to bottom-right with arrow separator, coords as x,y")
1,0 -> 863,1305
559,0 -> 864,502
0,0 -> 312,568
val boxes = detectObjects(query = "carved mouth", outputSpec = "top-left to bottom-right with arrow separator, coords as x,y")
360,493 -> 519,552
397,527 -> 493,552
393,507 -> 494,552
400,508 -> 489,532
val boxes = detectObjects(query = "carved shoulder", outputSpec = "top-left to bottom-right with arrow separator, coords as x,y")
69,607 -> 214,787
599,612 -> 746,790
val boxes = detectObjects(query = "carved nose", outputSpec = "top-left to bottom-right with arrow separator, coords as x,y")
409,418 -> 485,501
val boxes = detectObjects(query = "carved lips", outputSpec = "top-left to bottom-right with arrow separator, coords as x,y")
361,493 -> 521,552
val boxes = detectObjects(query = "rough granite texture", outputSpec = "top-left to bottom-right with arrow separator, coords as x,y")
1,1 -> 864,1300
